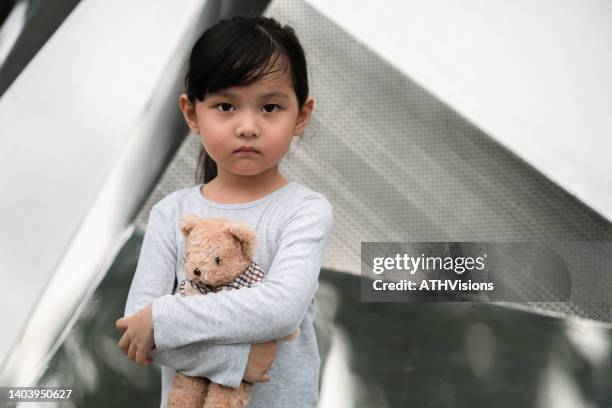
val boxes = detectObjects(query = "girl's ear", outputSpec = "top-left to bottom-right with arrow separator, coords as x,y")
225,222 -> 257,259
293,96 -> 315,136
179,94 -> 200,134
179,213 -> 201,237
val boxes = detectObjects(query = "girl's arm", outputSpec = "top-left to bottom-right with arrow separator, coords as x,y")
146,342 -> 249,388
124,206 -> 250,389
151,194 -> 333,350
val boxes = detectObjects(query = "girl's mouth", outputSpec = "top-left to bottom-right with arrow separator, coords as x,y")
235,146 -> 259,153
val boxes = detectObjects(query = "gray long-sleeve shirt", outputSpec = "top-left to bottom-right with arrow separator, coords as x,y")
123,180 -> 333,408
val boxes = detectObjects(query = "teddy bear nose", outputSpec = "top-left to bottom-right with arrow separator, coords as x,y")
194,268 -> 201,276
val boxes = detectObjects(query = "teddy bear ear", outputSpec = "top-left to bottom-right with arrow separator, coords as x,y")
179,213 -> 201,237
226,222 -> 257,258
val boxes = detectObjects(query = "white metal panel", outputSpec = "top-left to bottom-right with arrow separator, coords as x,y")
304,0 -> 612,222
0,0 -> 214,385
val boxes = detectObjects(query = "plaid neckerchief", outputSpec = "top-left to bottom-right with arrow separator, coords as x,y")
179,260 -> 265,296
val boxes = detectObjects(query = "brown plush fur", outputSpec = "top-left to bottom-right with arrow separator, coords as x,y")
204,381 -> 252,408
167,213 -> 299,408
168,373 -> 210,408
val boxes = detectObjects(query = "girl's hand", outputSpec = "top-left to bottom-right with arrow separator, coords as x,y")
243,340 -> 277,383
115,304 -> 155,366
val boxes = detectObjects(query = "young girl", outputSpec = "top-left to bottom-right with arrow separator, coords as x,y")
115,16 -> 333,408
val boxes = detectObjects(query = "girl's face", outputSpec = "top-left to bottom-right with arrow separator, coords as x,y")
180,65 -> 313,179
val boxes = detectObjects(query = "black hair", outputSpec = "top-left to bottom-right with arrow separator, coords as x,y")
184,16 -> 309,184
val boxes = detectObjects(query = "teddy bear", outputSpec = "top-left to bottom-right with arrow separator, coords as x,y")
167,213 -> 299,408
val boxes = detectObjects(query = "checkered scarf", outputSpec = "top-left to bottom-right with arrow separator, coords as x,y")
179,260 -> 266,296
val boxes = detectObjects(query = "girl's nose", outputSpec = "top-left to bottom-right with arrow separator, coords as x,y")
239,130 -> 258,139
194,268 -> 201,276
238,127 -> 259,139
236,112 -> 259,138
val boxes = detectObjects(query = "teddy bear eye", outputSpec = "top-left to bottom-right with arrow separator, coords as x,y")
215,256 -> 222,265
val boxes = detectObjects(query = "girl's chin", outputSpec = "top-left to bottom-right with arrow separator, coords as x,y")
227,164 -> 265,175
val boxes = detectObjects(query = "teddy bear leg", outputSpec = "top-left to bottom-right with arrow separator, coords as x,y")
167,372 -> 210,408
204,381 -> 252,408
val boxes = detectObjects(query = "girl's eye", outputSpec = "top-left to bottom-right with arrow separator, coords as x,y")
215,256 -> 222,265
263,104 -> 281,113
214,103 -> 280,113
215,103 -> 235,112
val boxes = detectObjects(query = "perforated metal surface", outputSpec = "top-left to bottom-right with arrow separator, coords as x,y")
136,0 -> 612,323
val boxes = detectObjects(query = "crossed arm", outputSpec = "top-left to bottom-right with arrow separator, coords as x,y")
150,196 -> 333,349
119,206 -> 254,388
118,196 -> 333,388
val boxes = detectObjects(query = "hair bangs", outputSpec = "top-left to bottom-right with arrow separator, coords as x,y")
188,25 -> 290,102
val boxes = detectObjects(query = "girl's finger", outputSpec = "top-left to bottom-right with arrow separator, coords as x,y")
136,350 -> 150,366
117,331 -> 131,355
128,342 -> 137,361
115,317 -> 127,331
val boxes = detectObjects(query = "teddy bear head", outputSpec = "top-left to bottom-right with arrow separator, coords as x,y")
179,213 -> 257,287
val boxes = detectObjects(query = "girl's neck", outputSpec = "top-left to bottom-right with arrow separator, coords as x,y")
202,166 -> 289,204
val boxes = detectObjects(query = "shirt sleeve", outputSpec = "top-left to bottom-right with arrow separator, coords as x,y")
147,342 -> 248,389
123,205 -> 251,388
152,195 -> 334,349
